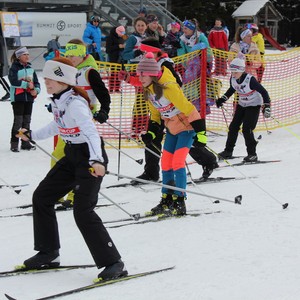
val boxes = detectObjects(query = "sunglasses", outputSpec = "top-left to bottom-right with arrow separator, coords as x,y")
93,19 -> 100,22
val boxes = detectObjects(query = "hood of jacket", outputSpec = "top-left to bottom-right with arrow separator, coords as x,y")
76,54 -> 98,71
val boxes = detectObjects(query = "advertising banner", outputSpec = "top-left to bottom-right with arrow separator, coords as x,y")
17,12 -> 87,46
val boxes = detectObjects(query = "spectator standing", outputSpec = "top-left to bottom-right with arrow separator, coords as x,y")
121,17 -> 148,138
162,22 -> 182,58
246,23 -> 265,82
8,47 -> 40,152
137,6 -> 147,18
208,18 -> 228,76
177,19 -> 213,71
82,15 -> 103,61
106,26 -> 126,93
229,27 -> 261,77
145,14 -> 166,44
122,17 -> 147,63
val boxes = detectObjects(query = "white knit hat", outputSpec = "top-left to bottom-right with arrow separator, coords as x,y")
42,60 -> 77,85
229,57 -> 246,72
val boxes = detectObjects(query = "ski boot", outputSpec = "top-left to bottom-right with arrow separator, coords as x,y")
147,193 -> 173,216
23,250 -> 60,269
97,259 -> 128,281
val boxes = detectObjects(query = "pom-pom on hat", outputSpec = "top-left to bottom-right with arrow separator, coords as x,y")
42,59 -> 78,86
140,38 -> 162,53
137,52 -> 160,76
116,26 -> 126,36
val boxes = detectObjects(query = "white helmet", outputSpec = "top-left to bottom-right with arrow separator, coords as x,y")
229,57 -> 246,72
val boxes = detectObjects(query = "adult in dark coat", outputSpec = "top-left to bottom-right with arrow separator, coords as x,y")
106,26 -> 126,93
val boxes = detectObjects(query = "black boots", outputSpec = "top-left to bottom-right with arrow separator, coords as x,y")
23,250 -> 60,269
97,260 -> 128,281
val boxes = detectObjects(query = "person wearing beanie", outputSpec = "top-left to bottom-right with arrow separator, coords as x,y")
145,14 -> 166,45
216,53 -> 271,162
16,57 -> 127,282
8,46 -> 40,152
119,37 -> 183,183
106,26 -> 126,92
178,19 -> 213,68
162,21 -> 183,58
138,6 -> 147,18
136,52 -> 207,216
49,39 -> 111,209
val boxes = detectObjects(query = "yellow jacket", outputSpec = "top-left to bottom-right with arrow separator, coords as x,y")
146,66 -> 200,135
252,33 -> 265,54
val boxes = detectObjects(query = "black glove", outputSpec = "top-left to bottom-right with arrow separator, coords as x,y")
94,110 -> 109,124
141,132 -> 155,146
141,121 -> 160,146
45,103 -> 52,113
170,40 -> 181,48
216,95 -> 228,108
134,49 -> 144,58
262,103 -> 271,118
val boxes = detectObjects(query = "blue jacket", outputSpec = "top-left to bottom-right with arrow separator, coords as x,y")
82,22 -> 103,59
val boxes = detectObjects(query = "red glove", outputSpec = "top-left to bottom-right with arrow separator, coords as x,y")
118,70 -> 129,81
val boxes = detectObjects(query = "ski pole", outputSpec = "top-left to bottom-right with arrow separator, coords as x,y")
206,145 -> 288,210
185,162 -> 219,204
105,121 -> 161,159
221,106 -> 230,130
99,191 -> 140,221
0,176 -> 22,194
0,77 -> 10,94
271,116 -> 300,141
18,131 -> 59,162
263,115 -> 272,134
104,140 -> 143,165
106,171 -> 242,205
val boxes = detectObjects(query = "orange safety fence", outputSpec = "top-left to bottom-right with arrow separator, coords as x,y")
95,47 -> 300,148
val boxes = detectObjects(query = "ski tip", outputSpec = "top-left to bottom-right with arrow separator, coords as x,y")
234,195 -> 242,205
282,203 -> 289,209
14,264 -> 26,270
5,294 -> 17,300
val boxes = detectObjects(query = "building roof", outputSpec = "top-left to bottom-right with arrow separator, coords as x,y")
232,0 -> 270,17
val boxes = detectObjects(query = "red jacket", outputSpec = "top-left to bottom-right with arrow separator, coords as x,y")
208,27 -> 228,51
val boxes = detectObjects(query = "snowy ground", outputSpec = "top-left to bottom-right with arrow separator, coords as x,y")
0,69 -> 300,300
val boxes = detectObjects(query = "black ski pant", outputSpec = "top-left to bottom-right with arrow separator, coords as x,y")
10,101 -> 33,145
224,104 -> 261,156
189,144 -> 217,167
32,141 -> 121,268
143,122 -> 164,179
